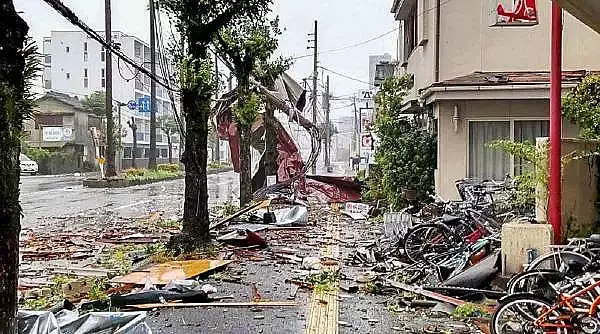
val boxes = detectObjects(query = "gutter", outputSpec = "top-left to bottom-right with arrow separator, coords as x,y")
421,83 -> 578,100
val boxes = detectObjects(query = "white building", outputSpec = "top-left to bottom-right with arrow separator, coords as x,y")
42,30 -> 179,168
368,53 -> 392,88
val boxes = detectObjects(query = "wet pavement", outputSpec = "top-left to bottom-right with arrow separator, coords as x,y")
19,172 -> 239,229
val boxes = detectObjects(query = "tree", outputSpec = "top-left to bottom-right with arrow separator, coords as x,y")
158,114 -> 178,163
0,1 -> 39,330
82,91 -> 106,116
370,75 -> 437,210
562,75 -> 600,139
254,57 -> 291,181
160,0 -> 271,250
216,17 -> 281,206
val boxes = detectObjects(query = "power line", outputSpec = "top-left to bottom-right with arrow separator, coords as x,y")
41,0 -> 178,92
319,66 -> 370,85
291,27 -> 399,60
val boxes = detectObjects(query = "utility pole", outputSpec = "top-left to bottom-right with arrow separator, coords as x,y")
148,0 -> 157,169
104,0 -> 116,177
353,95 -> 358,156
214,52 -> 220,163
324,75 -> 330,169
117,102 -> 122,171
127,117 -> 137,168
309,20 -> 318,174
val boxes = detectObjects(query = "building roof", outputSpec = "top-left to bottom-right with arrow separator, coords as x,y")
430,70 -> 596,87
37,91 -> 89,113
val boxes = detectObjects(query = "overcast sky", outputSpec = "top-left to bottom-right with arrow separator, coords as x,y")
14,0 -> 397,119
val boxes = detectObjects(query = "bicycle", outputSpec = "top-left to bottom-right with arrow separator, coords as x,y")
492,256 -> 600,334
525,234 -> 600,274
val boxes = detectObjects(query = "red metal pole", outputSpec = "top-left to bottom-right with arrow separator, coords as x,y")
549,1 -> 562,243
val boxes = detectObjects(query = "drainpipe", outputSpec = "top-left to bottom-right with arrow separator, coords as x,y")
434,0 -> 441,82
549,1 -> 562,243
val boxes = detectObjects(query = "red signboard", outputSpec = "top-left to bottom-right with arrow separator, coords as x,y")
494,0 -> 539,26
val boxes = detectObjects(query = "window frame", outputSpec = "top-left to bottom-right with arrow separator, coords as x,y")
466,117 -> 550,179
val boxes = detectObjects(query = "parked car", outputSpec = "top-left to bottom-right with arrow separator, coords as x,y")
20,154 -> 38,175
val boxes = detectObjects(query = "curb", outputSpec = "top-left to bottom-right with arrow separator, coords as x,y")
82,167 -> 233,188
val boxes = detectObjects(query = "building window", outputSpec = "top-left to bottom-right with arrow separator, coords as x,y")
124,147 -> 132,158
160,148 -> 168,158
468,120 -> 549,180
134,41 -> 142,58
84,42 -> 88,52
84,68 -> 88,88
403,6 -> 418,61
101,68 -> 106,88
84,52 -> 88,62
66,73 -> 70,79
101,47 -> 105,62
45,55 -> 51,64
66,46 -> 70,53
44,80 -> 52,89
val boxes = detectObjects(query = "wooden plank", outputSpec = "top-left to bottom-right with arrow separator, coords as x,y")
111,260 -> 232,285
126,301 -> 298,309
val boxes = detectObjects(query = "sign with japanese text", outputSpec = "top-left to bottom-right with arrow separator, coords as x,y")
491,0 -> 539,26
43,127 -> 73,142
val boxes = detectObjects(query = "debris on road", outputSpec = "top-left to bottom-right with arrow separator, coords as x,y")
110,260 -> 232,285
18,310 -> 151,334
126,301 -> 299,310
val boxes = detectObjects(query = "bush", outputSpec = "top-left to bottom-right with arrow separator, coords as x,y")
156,163 -> 180,173
124,168 -> 145,177
123,167 -> 181,181
372,75 -> 437,210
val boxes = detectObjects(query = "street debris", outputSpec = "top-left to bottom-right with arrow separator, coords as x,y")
18,310 -> 151,334
110,260 -> 232,285
126,301 -> 298,310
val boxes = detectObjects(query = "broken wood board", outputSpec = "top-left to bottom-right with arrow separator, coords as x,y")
210,200 -> 270,230
386,280 -> 466,307
111,260 -> 232,285
126,301 -> 298,310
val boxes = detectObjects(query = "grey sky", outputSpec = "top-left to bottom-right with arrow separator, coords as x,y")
14,0 -> 397,119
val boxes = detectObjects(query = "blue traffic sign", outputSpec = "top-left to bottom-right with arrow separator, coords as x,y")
127,100 -> 137,110
137,97 -> 151,113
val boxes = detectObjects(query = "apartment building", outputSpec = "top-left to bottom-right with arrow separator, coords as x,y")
391,0 -> 600,199
42,30 -> 179,168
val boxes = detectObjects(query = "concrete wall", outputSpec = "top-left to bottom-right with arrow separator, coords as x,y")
536,138 -> 600,240
397,0 -> 600,93
436,99 -> 579,199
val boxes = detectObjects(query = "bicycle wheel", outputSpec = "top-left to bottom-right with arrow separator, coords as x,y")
507,270 -> 565,297
528,251 -> 590,275
491,295 -> 570,334
403,223 -> 458,263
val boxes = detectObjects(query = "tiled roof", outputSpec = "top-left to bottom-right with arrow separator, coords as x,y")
431,70 -> 597,87
37,91 -> 88,112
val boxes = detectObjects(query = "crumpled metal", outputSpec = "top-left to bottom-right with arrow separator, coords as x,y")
18,310 -> 152,334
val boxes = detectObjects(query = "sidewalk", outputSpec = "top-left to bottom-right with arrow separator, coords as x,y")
145,204 -> 479,334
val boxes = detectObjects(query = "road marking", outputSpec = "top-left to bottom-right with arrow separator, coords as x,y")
306,203 -> 341,334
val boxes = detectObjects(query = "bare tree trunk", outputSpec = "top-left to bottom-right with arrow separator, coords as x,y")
167,135 -> 173,164
175,57 -> 211,250
0,1 -> 27,331
263,102 -> 277,182
239,125 -> 252,206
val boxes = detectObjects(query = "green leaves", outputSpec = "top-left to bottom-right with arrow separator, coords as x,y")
369,75 -> 436,210
83,91 -> 106,116
233,91 -> 262,127
562,75 -> 600,139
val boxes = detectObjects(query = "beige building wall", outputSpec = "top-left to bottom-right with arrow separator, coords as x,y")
436,99 -> 579,199
400,0 -> 600,93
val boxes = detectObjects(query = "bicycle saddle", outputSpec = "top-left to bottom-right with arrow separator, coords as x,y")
442,214 -> 462,224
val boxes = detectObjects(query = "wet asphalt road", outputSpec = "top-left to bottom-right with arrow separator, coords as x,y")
19,172 -> 239,229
